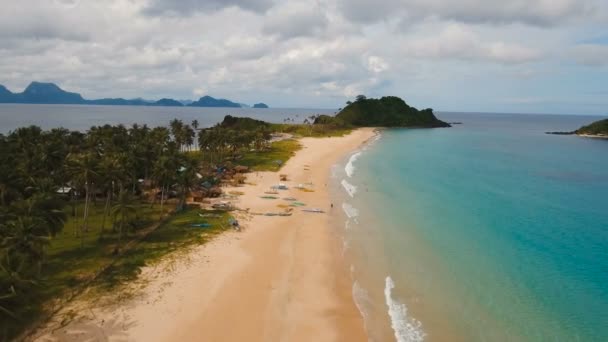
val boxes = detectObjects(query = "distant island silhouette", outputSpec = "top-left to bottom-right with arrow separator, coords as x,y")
0,81 -> 268,108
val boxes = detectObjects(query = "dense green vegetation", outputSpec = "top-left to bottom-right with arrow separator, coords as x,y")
216,114 -> 351,137
239,140 -> 302,171
273,120 -> 352,137
0,122 -> 195,339
333,95 -> 450,128
12,201 -> 168,334
0,116 -> 282,340
219,115 -> 270,130
576,118 -> 608,136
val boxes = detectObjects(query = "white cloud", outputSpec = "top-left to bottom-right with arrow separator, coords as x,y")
404,24 -> 541,64
0,0 -> 606,112
367,56 -> 390,73
262,2 -> 329,40
193,87 -> 207,96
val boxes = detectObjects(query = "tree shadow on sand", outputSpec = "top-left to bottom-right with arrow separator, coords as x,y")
42,316 -> 136,342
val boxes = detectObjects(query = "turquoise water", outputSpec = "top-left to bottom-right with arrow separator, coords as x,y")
335,113 -> 608,341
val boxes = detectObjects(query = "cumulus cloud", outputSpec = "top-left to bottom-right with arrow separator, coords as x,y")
262,2 -> 328,40
367,56 -> 389,73
405,24 -> 541,64
0,0 -> 102,41
0,0 -> 606,111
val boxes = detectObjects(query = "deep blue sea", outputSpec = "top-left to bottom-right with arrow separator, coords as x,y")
0,103 -> 334,133
332,113 -> 608,341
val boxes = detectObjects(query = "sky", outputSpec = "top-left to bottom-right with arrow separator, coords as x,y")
1,0 -> 607,114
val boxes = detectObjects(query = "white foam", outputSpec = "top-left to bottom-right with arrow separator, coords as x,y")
342,203 -> 359,220
362,131 -> 382,151
341,179 -> 357,197
384,276 -> 425,342
345,151 -> 362,178
345,219 -> 351,230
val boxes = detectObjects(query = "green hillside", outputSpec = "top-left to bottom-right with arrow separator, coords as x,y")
334,96 -> 450,128
576,118 -> 608,136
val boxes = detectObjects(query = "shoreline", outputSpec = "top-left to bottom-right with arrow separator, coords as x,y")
577,133 -> 608,139
32,128 -> 375,341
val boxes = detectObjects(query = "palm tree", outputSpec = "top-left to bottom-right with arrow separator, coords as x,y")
0,286 -> 17,320
152,155 -> 175,219
67,152 -> 98,244
183,124 -> 195,152
111,190 -> 136,247
0,216 -> 52,277
98,153 -> 126,233
176,156 -> 198,211
170,119 -> 185,151
0,167 -> 19,207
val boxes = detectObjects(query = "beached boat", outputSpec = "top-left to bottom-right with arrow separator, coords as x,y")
302,208 -> 325,213
211,201 -> 233,210
191,223 -> 212,228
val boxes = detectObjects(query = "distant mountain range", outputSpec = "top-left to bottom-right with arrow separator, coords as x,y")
0,82 -> 269,108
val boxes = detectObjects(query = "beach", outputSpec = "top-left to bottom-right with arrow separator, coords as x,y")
33,128 -> 376,342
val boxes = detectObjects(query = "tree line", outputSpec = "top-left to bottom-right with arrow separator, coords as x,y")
0,117 -> 272,330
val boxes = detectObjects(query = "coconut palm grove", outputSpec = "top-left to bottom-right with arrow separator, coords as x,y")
0,115 -> 293,339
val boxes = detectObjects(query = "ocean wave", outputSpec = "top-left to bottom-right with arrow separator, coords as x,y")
384,276 -> 425,342
341,179 -> 357,197
345,151 -> 362,178
362,131 -> 382,151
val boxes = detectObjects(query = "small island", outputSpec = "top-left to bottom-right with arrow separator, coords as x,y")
576,119 -> 608,138
546,118 -> 608,139
188,95 -> 241,108
315,95 -> 450,128
253,103 -> 269,108
151,98 -> 184,107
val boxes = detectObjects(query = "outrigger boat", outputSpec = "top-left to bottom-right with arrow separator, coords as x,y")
302,208 -> 325,213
